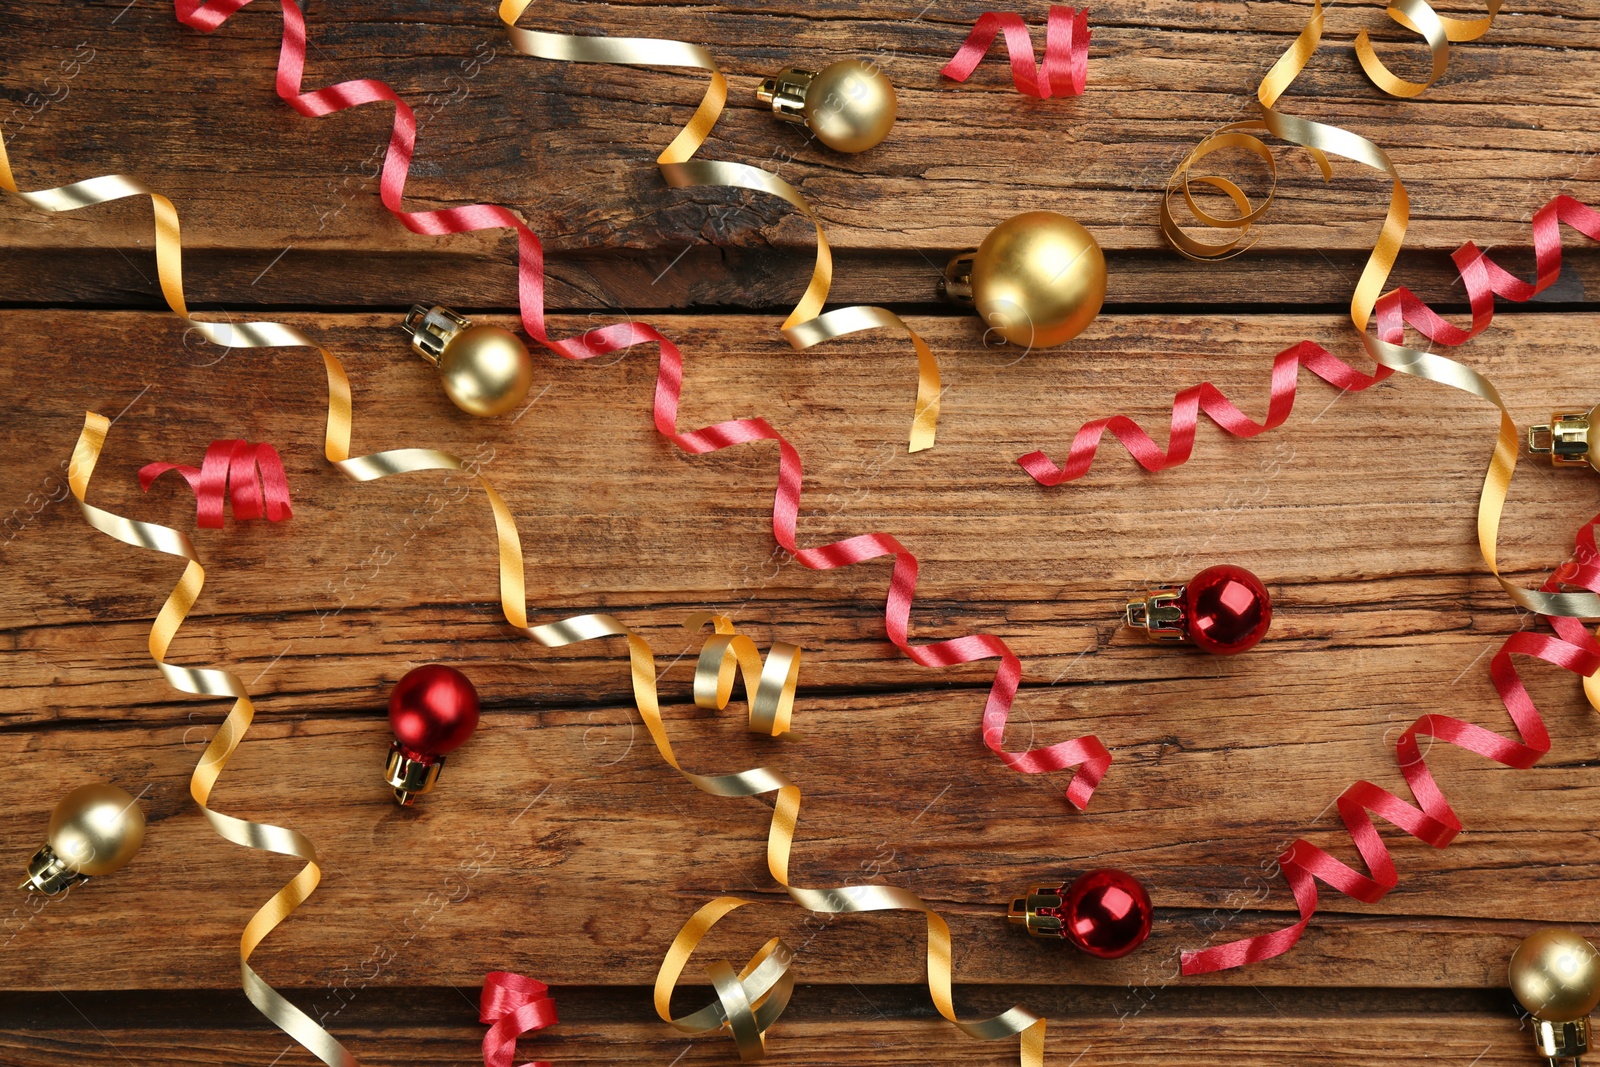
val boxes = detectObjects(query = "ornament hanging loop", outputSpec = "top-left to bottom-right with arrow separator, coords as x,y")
402,303 -> 470,366
1006,884 -> 1067,939
755,68 -> 812,124
1126,589 -> 1186,643
940,252 -> 976,305
1529,407 -> 1600,470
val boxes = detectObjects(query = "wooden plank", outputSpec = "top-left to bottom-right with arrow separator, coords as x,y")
1,0 -> 1597,306
0,988 -> 1547,1066
2,309 -> 1596,720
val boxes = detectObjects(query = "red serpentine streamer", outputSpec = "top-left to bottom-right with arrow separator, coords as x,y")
172,0 -> 1110,806
480,972 -> 558,1067
1019,194 -> 1600,486
1181,515 -> 1600,974
139,439 -> 292,528
941,6 -> 1089,98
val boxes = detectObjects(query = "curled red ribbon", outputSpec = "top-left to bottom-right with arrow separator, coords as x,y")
941,6 -> 1089,98
1018,193 -> 1600,485
1180,515 -> 1600,974
139,439 -> 292,528
171,0 -> 1110,806
480,972 -> 558,1067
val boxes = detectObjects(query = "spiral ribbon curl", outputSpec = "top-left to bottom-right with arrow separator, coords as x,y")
67,412 -> 356,1067
1021,196 -> 1600,487
1181,511 -> 1600,973
140,439 -> 293,528
941,6 -> 1090,98
651,618 -> 1050,1067
494,0 -> 941,451
480,971 -> 557,1067
154,0 -> 1103,799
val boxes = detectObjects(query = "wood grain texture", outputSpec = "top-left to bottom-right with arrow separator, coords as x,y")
2,309 -> 1599,1006
5,0 -> 1600,1061
0,0 -> 1597,308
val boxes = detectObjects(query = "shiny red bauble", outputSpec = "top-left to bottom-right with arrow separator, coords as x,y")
1061,868 -> 1152,959
388,664 -> 481,759
1183,565 -> 1271,655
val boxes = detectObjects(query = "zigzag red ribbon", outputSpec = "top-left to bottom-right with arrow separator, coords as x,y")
1181,515 -> 1600,973
480,972 -> 557,1067
139,439 -> 292,528
941,6 -> 1090,98
1019,194 -> 1600,486
171,0 -> 1109,805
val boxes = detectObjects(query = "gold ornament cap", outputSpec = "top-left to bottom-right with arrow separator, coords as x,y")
942,211 -> 1106,348
402,304 -> 535,418
1007,882 -> 1068,939
384,742 -> 444,807
1511,929 -> 1600,1023
1529,405 -> 1600,472
20,783 -> 145,893
756,60 -> 897,153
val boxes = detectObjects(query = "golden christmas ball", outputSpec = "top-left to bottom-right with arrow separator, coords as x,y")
803,60 -> 897,154
48,783 -> 145,877
437,324 -> 535,418
1510,929 -> 1600,1022
403,305 -> 535,418
946,211 -> 1106,349
757,61 -> 897,154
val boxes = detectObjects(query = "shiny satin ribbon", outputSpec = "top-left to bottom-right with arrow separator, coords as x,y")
1141,0 -> 1600,618
1025,194 -> 1600,498
165,0 -> 1107,802
494,0 -> 941,453
650,621 -> 1048,1067
1181,510 -> 1600,974
480,972 -> 557,1067
140,440 -> 293,528
67,412 -> 359,1067
941,6 -> 1090,98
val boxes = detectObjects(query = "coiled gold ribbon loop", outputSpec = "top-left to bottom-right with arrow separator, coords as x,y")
497,0 -> 942,453
1161,0 -> 1593,617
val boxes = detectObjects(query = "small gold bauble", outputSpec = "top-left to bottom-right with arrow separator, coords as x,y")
803,60 -> 897,154
438,324 -> 535,418
48,783 -> 145,877
1510,929 -> 1600,1022
970,211 -> 1106,348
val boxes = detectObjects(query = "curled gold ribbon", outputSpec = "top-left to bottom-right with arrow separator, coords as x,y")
1160,0 -> 1598,617
67,412 -> 360,1067
496,0 -> 942,453
649,618 -> 1047,1067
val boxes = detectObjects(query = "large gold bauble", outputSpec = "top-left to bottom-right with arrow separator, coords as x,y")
48,783 -> 145,877
1510,929 -> 1600,1022
803,60 -> 897,154
438,324 -> 535,418
971,211 -> 1106,348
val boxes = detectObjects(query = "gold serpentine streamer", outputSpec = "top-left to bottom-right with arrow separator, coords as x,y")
1159,0 -> 1596,617
67,412 -> 360,1067
496,0 -> 942,453
654,619 -> 1049,1067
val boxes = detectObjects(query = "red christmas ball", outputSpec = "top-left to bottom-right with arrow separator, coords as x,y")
1062,868 -> 1152,959
1183,565 -> 1271,655
387,665 -> 480,759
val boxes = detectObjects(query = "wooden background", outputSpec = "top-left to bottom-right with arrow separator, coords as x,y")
3,0 -> 1600,1063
